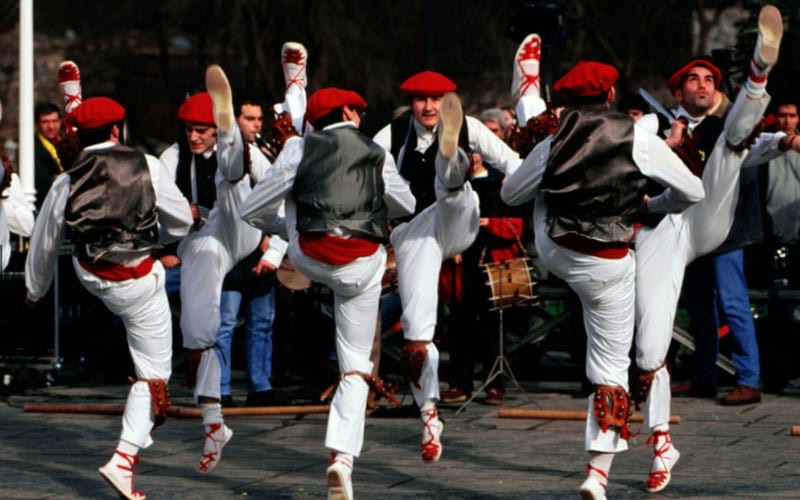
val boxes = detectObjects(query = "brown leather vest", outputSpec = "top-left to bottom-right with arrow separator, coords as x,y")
541,106 -> 646,243
66,144 -> 158,261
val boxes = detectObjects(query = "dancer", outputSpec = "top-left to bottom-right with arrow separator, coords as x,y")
373,71 -> 520,463
24,97 -> 193,499
240,87 -> 415,500
501,61 -> 704,499
632,5 -> 784,493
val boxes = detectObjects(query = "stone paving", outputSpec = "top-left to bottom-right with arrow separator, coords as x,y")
1,378 -> 799,499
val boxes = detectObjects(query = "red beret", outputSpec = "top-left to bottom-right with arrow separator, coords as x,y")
400,71 -> 457,96
554,61 -> 619,99
67,97 -> 126,129
305,88 -> 367,125
177,92 -> 215,125
667,57 -> 722,93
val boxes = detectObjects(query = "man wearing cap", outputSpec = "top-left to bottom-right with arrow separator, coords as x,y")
169,70 -> 296,475
240,86 -> 415,500
372,70 -> 520,463
501,61 -> 704,499
24,96 -> 194,499
632,5 -> 790,493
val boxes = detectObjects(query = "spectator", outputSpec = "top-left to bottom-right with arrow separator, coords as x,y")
33,101 -> 63,210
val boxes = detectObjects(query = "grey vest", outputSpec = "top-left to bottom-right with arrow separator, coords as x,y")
541,106 -> 646,243
66,144 -> 159,261
293,127 -> 389,241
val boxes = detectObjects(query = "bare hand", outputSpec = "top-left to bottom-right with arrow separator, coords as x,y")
665,119 -> 688,149
190,203 -> 202,222
159,254 -> 181,268
479,218 -> 489,227
252,259 -> 277,275
640,194 -> 651,214
259,235 -> 271,253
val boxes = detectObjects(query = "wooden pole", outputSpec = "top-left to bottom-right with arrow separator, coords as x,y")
23,403 -> 330,418
790,425 -> 800,436
498,408 -> 681,425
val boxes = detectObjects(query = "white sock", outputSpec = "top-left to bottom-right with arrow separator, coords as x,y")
116,439 -> 139,457
200,403 -> 224,426
420,399 -> 437,415
588,451 -> 614,483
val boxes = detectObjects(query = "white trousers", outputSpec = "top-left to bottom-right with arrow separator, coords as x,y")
73,258 -> 172,449
286,211 -> 384,457
634,89 -> 771,430
390,149 -> 479,406
534,198 -> 634,453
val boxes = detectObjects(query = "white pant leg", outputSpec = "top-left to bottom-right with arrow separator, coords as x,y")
534,200 -> 632,453
73,259 -> 173,449
634,217 -> 692,431
688,91 -> 770,259
194,349 -> 222,402
288,234 -> 384,457
642,366 -> 671,430
390,150 -> 479,406
178,233 -> 233,349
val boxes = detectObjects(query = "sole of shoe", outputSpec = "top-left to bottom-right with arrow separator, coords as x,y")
757,5 -> 782,66
197,426 -> 233,474
438,93 -> 462,160
98,465 -> 144,500
513,33 -> 542,99
326,467 -> 351,500
645,449 -> 680,493
205,65 -> 233,131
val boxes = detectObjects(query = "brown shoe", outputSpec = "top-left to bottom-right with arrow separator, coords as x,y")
484,388 -> 505,405
441,388 -> 468,404
720,385 -> 761,406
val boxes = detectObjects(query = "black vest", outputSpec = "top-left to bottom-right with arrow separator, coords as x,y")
66,145 -> 159,261
176,137 -> 217,211
293,127 -> 389,241
390,110 -> 469,215
541,106 -> 646,243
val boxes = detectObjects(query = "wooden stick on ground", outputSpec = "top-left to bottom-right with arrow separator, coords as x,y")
790,425 -> 800,436
23,403 -> 330,418
498,408 -> 681,425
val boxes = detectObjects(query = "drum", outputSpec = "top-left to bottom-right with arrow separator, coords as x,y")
276,257 -> 312,291
482,257 -> 537,310
381,245 -> 398,297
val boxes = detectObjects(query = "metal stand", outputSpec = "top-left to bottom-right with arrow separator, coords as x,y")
456,263 -> 529,413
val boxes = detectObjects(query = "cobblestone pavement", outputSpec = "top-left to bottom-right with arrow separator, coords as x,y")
1,377 -> 799,499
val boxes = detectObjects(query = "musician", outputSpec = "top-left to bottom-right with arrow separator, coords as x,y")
501,61 -> 704,498
216,97 -> 289,408
372,71 -> 521,463
24,97 -> 193,499
632,6 -> 795,493
240,87 -> 414,499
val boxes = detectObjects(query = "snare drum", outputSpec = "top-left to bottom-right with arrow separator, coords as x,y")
482,257 -> 537,310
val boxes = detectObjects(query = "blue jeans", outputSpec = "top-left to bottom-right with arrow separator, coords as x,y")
686,249 -> 760,387
215,287 -> 276,395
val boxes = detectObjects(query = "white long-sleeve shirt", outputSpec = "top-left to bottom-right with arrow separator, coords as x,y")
161,137 -> 289,267
374,115 -> 523,176
241,122 -> 415,234
501,122 -> 705,214
25,141 -> 194,301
